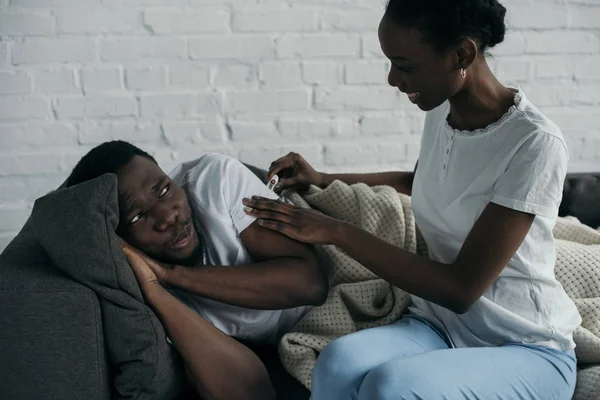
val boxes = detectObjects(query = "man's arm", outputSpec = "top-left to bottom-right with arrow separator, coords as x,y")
123,248 -> 275,400
147,286 -> 275,400
164,222 -> 328,310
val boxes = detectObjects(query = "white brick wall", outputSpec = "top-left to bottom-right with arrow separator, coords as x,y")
0,0 -> 599,250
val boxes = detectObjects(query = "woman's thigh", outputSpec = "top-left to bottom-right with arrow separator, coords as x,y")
358,344 -> 577,400
311,315 -> 450,399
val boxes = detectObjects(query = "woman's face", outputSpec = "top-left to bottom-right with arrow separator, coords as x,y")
378,14 -> 464,111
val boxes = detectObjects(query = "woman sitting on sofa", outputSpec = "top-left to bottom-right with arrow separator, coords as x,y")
243,0 -> 582,399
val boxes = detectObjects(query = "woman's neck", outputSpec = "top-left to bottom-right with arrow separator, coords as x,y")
447,59 -> 516,132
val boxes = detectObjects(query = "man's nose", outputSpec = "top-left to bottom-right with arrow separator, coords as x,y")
153,203 -> 178,231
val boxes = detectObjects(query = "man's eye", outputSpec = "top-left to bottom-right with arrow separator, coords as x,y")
159,185 -> 170,198
397,66 -> 414,73
131,213 -> 142,224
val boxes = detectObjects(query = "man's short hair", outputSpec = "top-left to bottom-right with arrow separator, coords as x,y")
66,140 -> 157,187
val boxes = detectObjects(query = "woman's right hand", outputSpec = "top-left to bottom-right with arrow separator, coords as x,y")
267,152 -> 326,193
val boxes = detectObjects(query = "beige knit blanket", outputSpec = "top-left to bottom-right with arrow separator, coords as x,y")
279,181 -> 600,400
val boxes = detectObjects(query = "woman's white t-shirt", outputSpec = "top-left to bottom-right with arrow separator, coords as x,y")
409,89 -> 582,351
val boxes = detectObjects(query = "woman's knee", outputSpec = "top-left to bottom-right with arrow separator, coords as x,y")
314,335 -> 358,378
357,361 -> 431,400
312,335 -> 377,399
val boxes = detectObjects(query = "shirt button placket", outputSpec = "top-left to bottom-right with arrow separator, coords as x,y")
443,134 -> 454,180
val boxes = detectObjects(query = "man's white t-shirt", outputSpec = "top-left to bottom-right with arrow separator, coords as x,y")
410,89 -> 582,351
168,153 -> 311,344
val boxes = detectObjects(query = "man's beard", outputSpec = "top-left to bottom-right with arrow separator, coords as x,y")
176,244 -> 204,267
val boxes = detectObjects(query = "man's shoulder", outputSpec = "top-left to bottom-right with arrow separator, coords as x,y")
166,154 -> 243,224
198,153 -> 239,168
169,153 -> 240,184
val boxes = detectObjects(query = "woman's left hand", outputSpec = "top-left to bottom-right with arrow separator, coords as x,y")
242,196 -> 343,245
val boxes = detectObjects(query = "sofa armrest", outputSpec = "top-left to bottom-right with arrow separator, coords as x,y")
561,173 -> 600,229
0,275 -> 110,400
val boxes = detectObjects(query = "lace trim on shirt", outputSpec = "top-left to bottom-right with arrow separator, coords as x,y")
444,90 -> 523,137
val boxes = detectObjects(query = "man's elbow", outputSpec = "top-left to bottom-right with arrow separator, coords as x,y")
243,377 -> 276,400
190,370 -> 276,400
302,256 -> 329,306
303,271 -> 328,306
306,277 -> 328,306
233,365 -> 276,400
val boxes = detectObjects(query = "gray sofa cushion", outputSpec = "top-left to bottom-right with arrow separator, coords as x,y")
0,218 -> 111,400
29,173 -> 182,400
560,173 -> 600,229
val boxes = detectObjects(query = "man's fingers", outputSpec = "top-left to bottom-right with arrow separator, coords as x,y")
120,240 -> 143,257
123,247 -> 139,258
122,247 -> 141,265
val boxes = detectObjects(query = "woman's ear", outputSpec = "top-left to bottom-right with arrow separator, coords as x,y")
456,38 -> 478,70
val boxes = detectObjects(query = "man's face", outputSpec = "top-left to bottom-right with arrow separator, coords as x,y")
116,155 -> 201,266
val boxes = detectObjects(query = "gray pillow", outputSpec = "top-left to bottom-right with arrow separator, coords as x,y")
31,173 -> 182,400
0,216 -> 112,400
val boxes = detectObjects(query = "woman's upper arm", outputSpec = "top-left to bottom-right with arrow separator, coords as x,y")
451,202 -> 535,307
449,134 -> 566,308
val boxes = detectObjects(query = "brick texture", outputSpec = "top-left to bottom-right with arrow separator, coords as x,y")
0,0 -> 599,250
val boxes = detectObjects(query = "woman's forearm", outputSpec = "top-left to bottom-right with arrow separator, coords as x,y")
144,285 -> 275,400
331,223 -> 468,313
321,171 -> 415,195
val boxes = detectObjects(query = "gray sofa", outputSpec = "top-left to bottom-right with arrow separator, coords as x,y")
0,167 -> 598,400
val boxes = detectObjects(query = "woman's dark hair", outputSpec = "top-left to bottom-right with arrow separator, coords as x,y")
66,140 -> 157,187
385,0 -> 507,52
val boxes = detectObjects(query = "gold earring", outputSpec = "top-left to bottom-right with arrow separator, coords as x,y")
460,68 -> 466,79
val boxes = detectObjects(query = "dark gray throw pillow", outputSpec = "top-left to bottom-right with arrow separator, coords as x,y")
30,173 -> 182,400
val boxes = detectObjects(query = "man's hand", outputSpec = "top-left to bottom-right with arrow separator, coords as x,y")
121,240 -> 172,285
122,247 -> 160,296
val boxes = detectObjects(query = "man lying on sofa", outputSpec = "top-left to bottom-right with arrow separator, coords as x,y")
66,140 -> 328,400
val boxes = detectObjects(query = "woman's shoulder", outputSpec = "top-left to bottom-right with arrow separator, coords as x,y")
512,91 -> 565,145
486,90 -> 567,166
